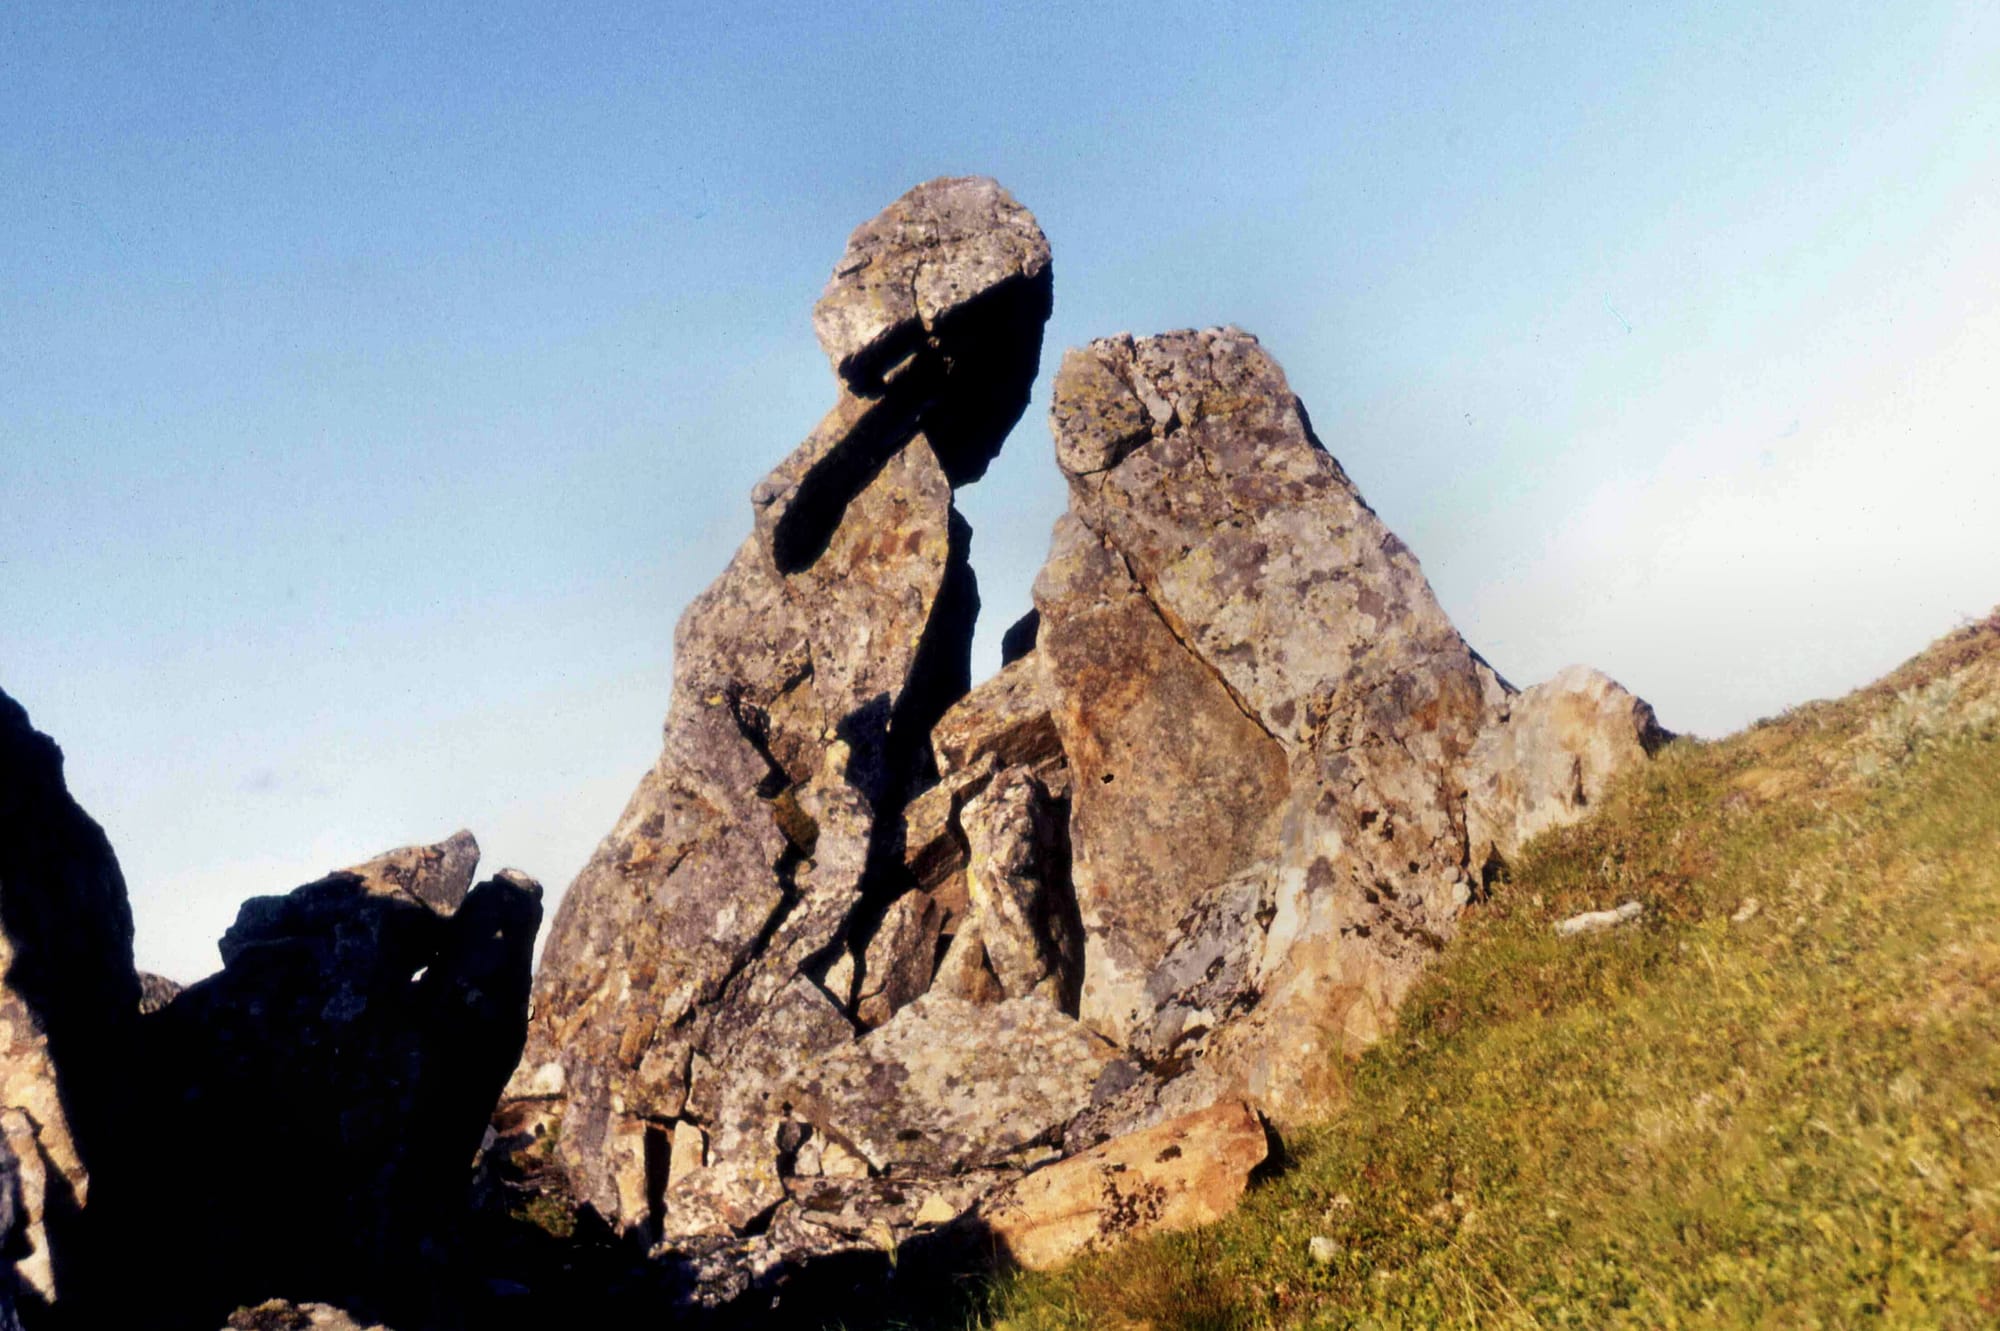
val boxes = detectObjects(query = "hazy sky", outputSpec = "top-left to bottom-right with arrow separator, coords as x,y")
5,2 -> 1996,982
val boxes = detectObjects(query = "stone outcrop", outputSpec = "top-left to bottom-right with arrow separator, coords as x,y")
121,835 -> 542,1327
977,1099 -> 1268,1270
0,688 -> 142,1314
1034,328 -> 1663,1134
0,172 -> 1688,1323
509,176 -> 1062,1283
498,186 -> 1667,1311
0,685 -> 549,1328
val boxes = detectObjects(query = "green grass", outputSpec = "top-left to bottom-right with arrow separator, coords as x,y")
972,618 -> 2000,1330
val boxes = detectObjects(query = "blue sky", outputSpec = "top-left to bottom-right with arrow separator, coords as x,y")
5,2 -> 1996,981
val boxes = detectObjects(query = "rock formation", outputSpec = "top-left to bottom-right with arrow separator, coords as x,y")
1033,327 -> 1665,1133
504,182 -> 1667,1311
508,176 -> 1061,1282
3,175 -> 1675,1324
124,833 -> 542,1326
0,688 -> 540,1329
0,688 -> 142,1316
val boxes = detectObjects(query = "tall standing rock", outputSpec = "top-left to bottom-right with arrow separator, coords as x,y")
0,688 -> 141,1311
1036,329 -> 1658,1127
517,178 -> 1055,1242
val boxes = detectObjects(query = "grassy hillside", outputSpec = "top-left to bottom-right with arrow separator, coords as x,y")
971,613 -> 2000,1330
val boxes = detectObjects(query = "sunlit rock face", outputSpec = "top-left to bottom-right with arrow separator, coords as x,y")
513,176 -> 1060,1261
1038,328 -> 1663,1132
501,186 -> 1663,1313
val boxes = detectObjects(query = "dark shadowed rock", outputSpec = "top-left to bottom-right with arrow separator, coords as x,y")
122,836 -> 541,1328
998,607 -> 1040,665
0,688 -> 141,1312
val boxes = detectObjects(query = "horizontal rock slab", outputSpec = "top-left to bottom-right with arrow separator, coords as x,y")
791,995 -> 1113,1173
977,1099 -> 1268,1270
931,653 -> 1061,779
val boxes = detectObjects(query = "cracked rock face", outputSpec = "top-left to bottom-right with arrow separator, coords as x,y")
500,199 -> 1662,1313
1037,328 -> 1659,1126
514,176 -> 1054,1262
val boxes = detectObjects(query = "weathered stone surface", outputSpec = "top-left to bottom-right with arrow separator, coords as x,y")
1128,867 -> 1276,1062
219,829 -> 481,965
959,769 -> 1078,1006
791,996 -> 1113,1174
813,176 -> 1052,397
223,1301 -> 392,1331
135,841 -> 543,1325
1036,327 -> 1640,1123
665,976 -> 854,1236
978,1100 -> 1268,1271
856,890 -> 943,1028
0,687 -> 141,1310
777,1169 -> 1001,1246
929,921 -> 1007,1005
137,970 -> 183,1014
1034,512 -> 1291,1045
1049,330 -> 1501,749
519,177 -> 1052,1249
932,653 -> 1062,780
1464,665 -> 1668,871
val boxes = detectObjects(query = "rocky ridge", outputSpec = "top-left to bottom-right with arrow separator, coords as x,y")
0,686 -> 542,1330
499,177 -> 1668,1311
0,175 -> 1667,1328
